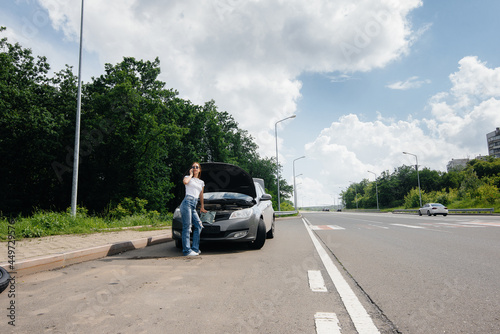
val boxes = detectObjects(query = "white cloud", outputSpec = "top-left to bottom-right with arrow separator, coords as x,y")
387,76 -> 431,90
31,0 -> 423,158
427,56 -> 500,151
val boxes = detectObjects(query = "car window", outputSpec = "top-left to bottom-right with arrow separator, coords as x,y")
204,192 -> 253,201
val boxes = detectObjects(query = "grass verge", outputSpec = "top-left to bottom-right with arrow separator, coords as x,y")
0,211 -> 172,241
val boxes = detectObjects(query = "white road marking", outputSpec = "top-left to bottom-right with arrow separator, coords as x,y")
462,221 -> 500,227
310,225 -> 346,230
368,224 -> 389,229
303,218 -> 380,334
328,225 -> 345,230
308,270 -> 328,292
315,312 -> 342,334
391,223 -> 425,229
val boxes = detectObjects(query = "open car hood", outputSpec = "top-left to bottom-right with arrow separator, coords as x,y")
197,162 -> 257,199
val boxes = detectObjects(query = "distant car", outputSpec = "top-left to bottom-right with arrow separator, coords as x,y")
418,203 -> 448,216
172,162 -> 275,250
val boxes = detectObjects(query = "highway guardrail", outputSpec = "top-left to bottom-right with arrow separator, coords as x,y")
393,208 -> 495,214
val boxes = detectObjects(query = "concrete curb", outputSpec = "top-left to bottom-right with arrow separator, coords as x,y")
0,234 -> 173,277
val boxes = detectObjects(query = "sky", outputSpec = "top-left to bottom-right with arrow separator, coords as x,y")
2,0 -> 500,207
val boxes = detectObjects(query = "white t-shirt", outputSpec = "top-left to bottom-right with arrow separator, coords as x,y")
184,176 -> 205,198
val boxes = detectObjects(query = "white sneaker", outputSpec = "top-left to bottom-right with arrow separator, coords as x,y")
185,251 -> 198,256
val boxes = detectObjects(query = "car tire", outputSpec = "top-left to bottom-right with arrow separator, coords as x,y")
175,239 -> 182,249
0,266 -> 11,294
427,210 -> 432,216
418,210 -> 422,216
266,221 -> 275,239
443,214 -> 447,217
249,219 -> 266,250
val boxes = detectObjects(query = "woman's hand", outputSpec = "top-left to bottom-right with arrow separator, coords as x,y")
200,207 -> 208,213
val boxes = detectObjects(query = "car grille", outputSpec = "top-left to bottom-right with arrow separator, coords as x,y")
201,226 -> 249,239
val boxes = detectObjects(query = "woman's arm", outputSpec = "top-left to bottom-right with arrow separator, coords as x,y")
183,168 -> 194,185
199,188 -> 207,213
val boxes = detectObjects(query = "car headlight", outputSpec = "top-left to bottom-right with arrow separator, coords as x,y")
173,208 -> 181,220
229,208 -> 253,219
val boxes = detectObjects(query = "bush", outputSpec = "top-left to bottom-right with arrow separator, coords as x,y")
280,201 -> 295,211
477,184 -> 499,204
109,197 -> 149,219
404,188 -> 427,208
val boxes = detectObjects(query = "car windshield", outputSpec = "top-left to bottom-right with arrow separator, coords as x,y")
204,192 -> 253,201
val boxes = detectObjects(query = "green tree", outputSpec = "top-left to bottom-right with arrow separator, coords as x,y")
0,29 -> 77,215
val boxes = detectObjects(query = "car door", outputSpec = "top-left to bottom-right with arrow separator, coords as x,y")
255,182 -> 273,230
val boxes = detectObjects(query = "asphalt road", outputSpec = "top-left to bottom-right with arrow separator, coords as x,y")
2,213 -> 499,333
1,217 -> 371,334
304,211 -> 500,334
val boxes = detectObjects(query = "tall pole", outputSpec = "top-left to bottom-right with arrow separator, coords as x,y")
293,156 -> 305,211
367,171 -> 379,210
339,187 -> 344,210
274,115 -> 296,211
71,0 -> 84,217
403,152 -> 422,207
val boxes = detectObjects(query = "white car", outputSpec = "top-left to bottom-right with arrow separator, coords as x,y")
418,203 -> 448,216
172,162 -> 275,250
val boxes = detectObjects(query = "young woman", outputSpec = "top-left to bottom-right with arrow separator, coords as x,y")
180,162 -> 207,256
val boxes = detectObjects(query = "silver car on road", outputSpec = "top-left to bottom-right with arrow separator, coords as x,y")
418,203 -> 448,216
172,162 -> 275,250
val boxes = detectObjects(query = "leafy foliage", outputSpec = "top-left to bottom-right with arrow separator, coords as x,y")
343,157 -> 500,210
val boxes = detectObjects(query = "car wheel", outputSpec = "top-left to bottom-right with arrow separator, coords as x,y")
266,221 -> 275,239
249,219 -> 266,250
433,214 -> 437,216
418,210 -> 422,216
443,214 -> 447,217
427,210 -> 432,216
175,239 -> 182,249
0,266 -> 11,294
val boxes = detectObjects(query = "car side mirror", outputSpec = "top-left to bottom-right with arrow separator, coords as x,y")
260,194 -> 272,201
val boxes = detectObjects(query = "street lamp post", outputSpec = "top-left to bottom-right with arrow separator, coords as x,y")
71,0 -> 85,217
367,170 -> 379,210
403,151 -> 422,207
339,187 -> 344,209
275,115 -> 296,211
293,156 -> 305,211
349,181 -> 358,209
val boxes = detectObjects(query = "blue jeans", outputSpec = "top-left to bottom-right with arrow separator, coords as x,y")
180,195 -> 202,255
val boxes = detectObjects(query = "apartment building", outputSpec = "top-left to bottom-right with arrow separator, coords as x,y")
487,127 -> 500,158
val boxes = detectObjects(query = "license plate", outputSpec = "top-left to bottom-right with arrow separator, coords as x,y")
203,225 -> 220,234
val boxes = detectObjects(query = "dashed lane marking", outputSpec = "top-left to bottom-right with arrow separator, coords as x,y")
308,270 -> 328,292
315,312 -> 342,334
311,225 -> 346,230
303,218 -> 380,334
391,223 -> 425,229
461,221 -> 500,227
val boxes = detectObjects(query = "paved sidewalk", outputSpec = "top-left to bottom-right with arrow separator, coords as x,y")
0,228 -> 172,276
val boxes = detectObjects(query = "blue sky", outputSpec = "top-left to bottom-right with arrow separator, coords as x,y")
2,0 -> 500,207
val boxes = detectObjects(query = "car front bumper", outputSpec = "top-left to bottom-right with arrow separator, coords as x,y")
172,215 -> 260,243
